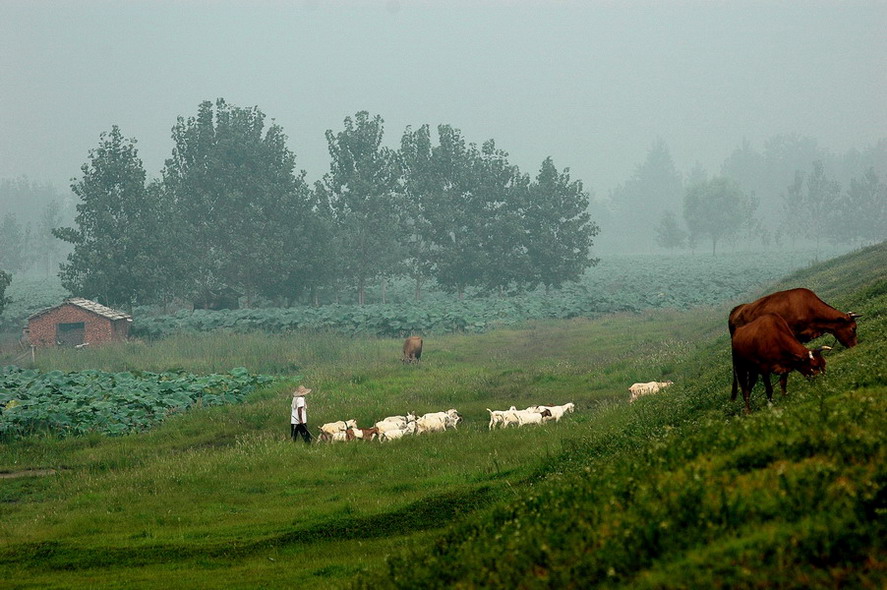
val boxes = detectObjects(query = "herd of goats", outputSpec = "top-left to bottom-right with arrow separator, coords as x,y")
314,286 -> 860,442
316,403 -> 577,443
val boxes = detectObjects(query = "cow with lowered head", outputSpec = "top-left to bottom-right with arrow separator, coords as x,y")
731,313 -> 830,413
402,336 -> 423,364
729,287 -> 859,399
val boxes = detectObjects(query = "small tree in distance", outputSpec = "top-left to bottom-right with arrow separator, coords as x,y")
654,210 -> 687,251
683,176 -> 753,255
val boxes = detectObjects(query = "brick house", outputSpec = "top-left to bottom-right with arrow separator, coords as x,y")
26,298 -> 132,348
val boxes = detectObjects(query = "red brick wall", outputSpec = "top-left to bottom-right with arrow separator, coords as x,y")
27,305 -> 129,347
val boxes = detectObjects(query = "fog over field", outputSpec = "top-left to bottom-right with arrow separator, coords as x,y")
1,0 -> 884,196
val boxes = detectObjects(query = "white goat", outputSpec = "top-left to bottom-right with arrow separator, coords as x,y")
538,402 -> 575,422
514,407 -> 552,426
379,412 -> 416,426
415,414 -> 449,435
628,381 -> 674,403
318,419 -> 358,442
379,420 -> 417,442
487,406 -> 517,430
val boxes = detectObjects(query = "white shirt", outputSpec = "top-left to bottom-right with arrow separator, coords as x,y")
291,395 -> 307,424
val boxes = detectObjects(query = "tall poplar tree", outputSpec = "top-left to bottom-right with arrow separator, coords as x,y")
161,99 -> 313,305
525,157 -> 599,291
54,126 -> 161,306
398,124 -> 437,300
425,125 -> 487,298
318,111 -> 402,304
473,140 -> 529,293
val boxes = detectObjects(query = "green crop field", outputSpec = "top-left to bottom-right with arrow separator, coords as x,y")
0,243 -> 884,589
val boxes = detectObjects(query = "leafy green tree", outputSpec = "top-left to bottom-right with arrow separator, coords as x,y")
258,175 -> 332,307
54,126 -> 161,306
472,139 -> 530,293
655,210 -> 687,251
525,157 -> 598,291
683,177 -> 753,255
425,125 -> 489,298
162,99 -> 312,305
398,124 -> 437,301
318,111 -> 402,305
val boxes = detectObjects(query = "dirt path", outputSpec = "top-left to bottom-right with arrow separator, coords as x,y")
0,469 -> 58,479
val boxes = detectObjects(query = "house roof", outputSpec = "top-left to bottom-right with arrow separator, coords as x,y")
28,298 -> 133,322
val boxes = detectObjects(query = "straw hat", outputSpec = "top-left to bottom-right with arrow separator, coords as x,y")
292,385 -> 312,396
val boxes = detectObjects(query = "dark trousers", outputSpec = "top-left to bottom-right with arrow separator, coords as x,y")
291,423 -> 312,443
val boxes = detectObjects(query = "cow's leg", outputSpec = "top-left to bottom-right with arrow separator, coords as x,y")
738,367 -> 756,414
730,351 -> 739,401
778,373 -> 789,396
762,372 -> 775,403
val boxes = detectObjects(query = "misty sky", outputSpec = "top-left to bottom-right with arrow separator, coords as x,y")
1,0 -> 885,201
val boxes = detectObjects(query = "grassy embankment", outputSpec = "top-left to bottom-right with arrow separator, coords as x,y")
1,242 -> 885,588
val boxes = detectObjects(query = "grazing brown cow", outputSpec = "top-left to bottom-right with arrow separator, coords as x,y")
402,336 -> 423,364
731,313 -> 829,413
729,288 -> 859,344
729,288 -> 859,399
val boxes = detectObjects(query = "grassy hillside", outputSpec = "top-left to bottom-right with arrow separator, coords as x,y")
0,243 -> 884,588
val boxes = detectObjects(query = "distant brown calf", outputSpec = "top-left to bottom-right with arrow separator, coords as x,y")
402,336 -> 423,364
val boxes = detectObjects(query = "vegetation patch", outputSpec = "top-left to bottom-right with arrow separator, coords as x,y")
0,367 -> 272,439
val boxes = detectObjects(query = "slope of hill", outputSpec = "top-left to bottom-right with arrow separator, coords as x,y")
356,242 -> 887,589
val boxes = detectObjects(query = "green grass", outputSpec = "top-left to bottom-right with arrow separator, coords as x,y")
1,242 -> 885,589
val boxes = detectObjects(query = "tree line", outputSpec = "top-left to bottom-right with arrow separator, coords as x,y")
0,178 -> 70,279
600,136 -> 886,254
50,100 -> 599,309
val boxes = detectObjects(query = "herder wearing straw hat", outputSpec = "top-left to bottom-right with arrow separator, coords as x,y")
290,384 -> 313,443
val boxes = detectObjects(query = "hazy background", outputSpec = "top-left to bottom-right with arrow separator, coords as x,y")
2,0 -> 884,197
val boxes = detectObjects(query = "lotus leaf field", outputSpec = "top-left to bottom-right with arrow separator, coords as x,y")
0,366 -> 272,439
131,250 -> 841,338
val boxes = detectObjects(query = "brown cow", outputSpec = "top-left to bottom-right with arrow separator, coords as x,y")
729,288 -> 859,345
402,336 -> 423,364
729,288 -> 859,399
731,313 -> 829,413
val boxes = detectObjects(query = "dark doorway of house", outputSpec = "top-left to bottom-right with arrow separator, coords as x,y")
57,322 -> 85,347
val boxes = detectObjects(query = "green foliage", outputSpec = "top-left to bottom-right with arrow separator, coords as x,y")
0,276 -> 68,334
53,125 -> 162,307
684,176 -> 754,255
162,98 -> 316,305
129,249 -> 832,339
320,111 -> 403,304
524,156 -> 599,290
0,367 -> 272,439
